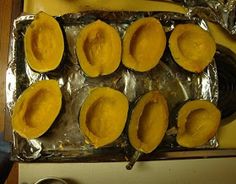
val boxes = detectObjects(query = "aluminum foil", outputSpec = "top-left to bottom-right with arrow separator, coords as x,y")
175,0 -> 236,34
7,12 -> 218,162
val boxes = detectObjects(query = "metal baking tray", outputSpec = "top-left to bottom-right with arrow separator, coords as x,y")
7,11 -> 233,162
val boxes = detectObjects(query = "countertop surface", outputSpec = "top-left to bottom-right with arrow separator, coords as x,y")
20,158 -> 236,184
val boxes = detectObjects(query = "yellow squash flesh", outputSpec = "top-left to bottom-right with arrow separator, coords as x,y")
24,12 -> 64,72
128,91 -> 169,153
76,20 -> 121,77
79,87 -> 128,148
12,80 -> 62,139
123,17 -> 166,72
177,100 -> 221,148
169,24 -> 216,73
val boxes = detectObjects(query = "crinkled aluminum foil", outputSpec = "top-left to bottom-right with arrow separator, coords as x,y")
7,12 -> 218,162
176,0 -> 236,34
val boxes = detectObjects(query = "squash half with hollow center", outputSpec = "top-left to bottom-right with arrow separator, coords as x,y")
177,100 -> 221,148
169,24 -> 216,73
79,87 -> 128,148
128,91 -> 169,153
12,80 -> 62,139
76,20 -> 121,77
24,12 -> 64,72
122,17 -> 166,72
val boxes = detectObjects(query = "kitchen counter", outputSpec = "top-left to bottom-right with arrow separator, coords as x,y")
20,158 -> 236,184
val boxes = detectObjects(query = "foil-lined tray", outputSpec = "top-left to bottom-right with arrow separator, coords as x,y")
176,0 -> 236,34
6,11 -> 218,162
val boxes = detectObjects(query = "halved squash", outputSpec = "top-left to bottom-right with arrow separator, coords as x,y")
122,17 -> 166,72
12,80 -> 62,139
128,91 -> 169,153
169,24 -> 216,73
177,100 -> 221,148
24,12 -> 64,72
76,20 -> 121,77
79,87 -> 128,148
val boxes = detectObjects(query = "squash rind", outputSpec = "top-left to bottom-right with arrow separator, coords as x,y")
122,17 -> 166,72
79,87 -> 128,148
128,91 -> 169,153
12,80 -> 62,139
177,100 -> 221,148
76,20 -> 122,77
169,24 -> 216,73
24,12 -> 64,72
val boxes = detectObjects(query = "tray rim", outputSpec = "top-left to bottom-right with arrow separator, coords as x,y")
7,11 -> 236,162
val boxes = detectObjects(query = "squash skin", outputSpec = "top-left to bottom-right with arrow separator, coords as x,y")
79,87 -> 128,148
122,17 -> 166,72
177,100 -> 221,148
12,80 -> 62,139
169,24 -> 216,73
128,91 -> 169,153
76,20 -> 122,77
24,12 -> 64,72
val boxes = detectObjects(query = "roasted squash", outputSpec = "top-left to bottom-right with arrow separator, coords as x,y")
12,80 -> 62,139
177,100 -> 221,148
24,12 -> 64,72
128,91 -> 169,153
76,20 -> 121,77
169,24 -> 216,73
122,17 -> 166,72
79,87 -> 128,148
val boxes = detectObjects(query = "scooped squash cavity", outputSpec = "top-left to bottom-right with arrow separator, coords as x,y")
24,12 -> 64,72
128,91 -> 169,153
169,24 -> 216,73
177,100 -> 221,148
12,80 -> 62,139
79,87 -> 128,148
122,17 -> 166,72
76,20 -> 121,77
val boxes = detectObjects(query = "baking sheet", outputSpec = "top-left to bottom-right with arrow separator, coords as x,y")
179,0 -> 236,34
6,11 -> 218,162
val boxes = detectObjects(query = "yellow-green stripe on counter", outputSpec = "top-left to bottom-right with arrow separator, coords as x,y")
24,0 -> 187,15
